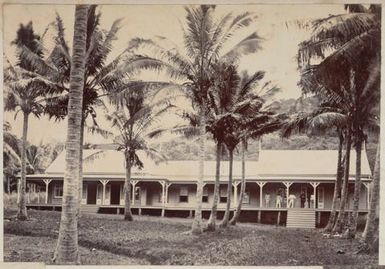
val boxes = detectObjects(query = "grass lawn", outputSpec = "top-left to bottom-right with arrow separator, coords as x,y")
4,209 -> 378,266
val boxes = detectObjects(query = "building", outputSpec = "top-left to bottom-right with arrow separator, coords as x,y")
25,149 -> 372,228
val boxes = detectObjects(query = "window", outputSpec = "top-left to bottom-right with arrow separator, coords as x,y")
54,184 -> 63,198
202,187 -> 209,203
220,188 -> 227,203
179,186 -> 189,203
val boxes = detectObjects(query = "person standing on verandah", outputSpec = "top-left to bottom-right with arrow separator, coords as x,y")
288,194 -> 296,208
276,192 -> 282,208
265,193 -> 271,208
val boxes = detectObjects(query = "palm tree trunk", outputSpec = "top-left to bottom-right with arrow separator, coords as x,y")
16,111 -> 29,220
324,131 -> 344,232
7,175 -> 11,194
124,153 -> 134,221
362,143 -> 380,244
332,128 -> 352,234
346,138 -> 362,238
53,5 -> 89,264
206,141 -> 222,231
191,111 -> 205,235
230,139 -> 246,225
78,116 -> 85,213
220,147 -> 233,228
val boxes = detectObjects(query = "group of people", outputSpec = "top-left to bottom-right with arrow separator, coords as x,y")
264,190 -> 314,208
264,189 -> 284,208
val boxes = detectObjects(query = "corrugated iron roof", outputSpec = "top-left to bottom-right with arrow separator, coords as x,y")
41,149 -> 372,181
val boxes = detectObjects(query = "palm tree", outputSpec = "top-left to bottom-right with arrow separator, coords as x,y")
20,6 -> 165,208
206,76 -> 281,228
228,74 -> 283,225
128,5 -> 261,234
205,63 -> 242,231
3,122 -> 22,194
4,24 -> 63,220
281,105 -> 347,232
91,86 -> 173,220
202,64 -> 281,228
53,4 -> 89,264
297,4 -> 380,237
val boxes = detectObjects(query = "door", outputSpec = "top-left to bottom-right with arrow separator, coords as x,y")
87,183 -> 97,205
318,186 -> 324,209
110,184 -> 121,205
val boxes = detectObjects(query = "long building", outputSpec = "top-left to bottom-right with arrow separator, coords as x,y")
25,149 -> 372,228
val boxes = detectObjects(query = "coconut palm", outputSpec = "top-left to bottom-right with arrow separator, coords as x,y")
298,67 -> 379,235
3,122 -> 22,194
205,63 -> 242,231
128,5 -> 261,234
90,86 -> 173,220
202,64 -> 281,228
4,23 -> 63,220
297,4 -> 380,237
20,6 -> 166,207
228,74 -> 283,225
203,66 -> 282,228
281,106 -> 347,231
53,4 -> 89,264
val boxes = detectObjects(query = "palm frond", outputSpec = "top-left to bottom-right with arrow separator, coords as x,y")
220,32 -> 263,64
170,124 -> 200,138
86,124 -> 114,139
83,150 -> 107,164
16,45 -> 61,81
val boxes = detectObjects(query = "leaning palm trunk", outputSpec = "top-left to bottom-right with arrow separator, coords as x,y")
53,5 -> 88,264
362,143 -> 380,245
16,111 -> 29,220
220,148 -> 234,228
191,111 -> 206,234
324,132 -> 344,232
332,129 -> 352,234
346,139 -> 363,238
124,154 -> 134,221
207,142 -> 222,231
230,139 -> 247,225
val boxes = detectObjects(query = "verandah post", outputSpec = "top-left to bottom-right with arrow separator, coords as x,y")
310,182 -> 320,209
43,179 -> 53,204
257,182 -> 266,208
283,182 -> 293,208
100,180 -> 109,205
232,181 -> 240,208
160,180 -> 166,217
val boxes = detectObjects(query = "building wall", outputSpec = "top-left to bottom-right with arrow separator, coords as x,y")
242,183 -> 260,208
47,180 -> 63,204
42,179 -> 370,211
167,184 -> 197,207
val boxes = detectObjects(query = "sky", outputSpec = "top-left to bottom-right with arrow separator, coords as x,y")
2,4 -> 346,144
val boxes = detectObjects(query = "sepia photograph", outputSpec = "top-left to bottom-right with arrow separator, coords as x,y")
1,1 -> 382,267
